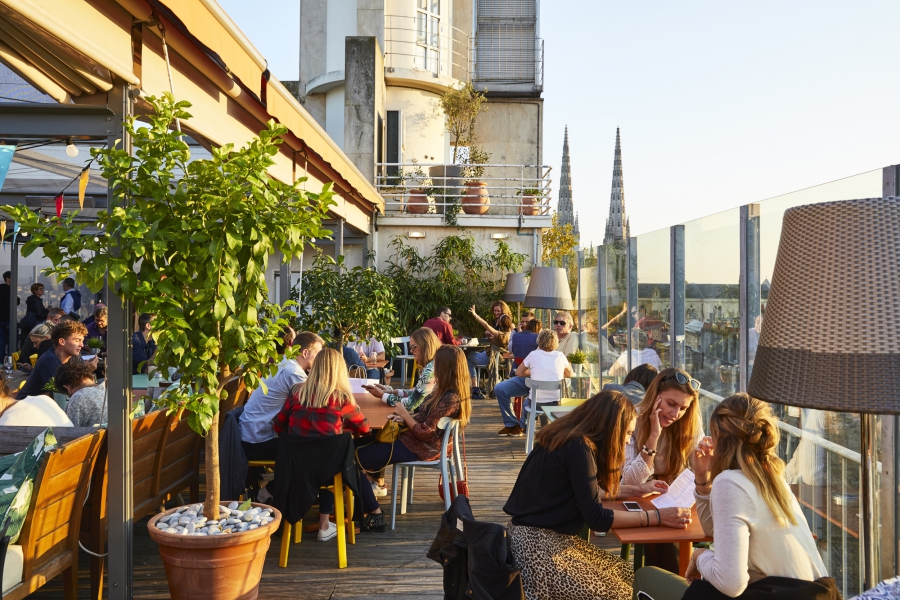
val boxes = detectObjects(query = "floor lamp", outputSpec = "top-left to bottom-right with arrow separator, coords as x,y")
503,273 -> 528,324
523,266 -> 574,316
748,197 -> 900,590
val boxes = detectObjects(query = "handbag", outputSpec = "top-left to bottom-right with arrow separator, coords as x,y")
356,417 -> 408,474
681,576 -> 841,600
438,429 -> 469,499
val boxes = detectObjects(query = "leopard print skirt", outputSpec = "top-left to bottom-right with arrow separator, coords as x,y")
508,522 -> 634,600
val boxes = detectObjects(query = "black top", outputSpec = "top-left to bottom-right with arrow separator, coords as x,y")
0,283 -> 18,324
18,349 -> 62,397
25,294 -> 48,323
503,437 -> 614,535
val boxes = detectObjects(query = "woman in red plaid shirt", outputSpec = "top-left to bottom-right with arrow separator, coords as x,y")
273,348 -> 370,540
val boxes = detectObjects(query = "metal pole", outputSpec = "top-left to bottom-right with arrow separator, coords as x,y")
861,412 -> 878,589
626,238 -> 637,372
8,238 -> 18,354
597,244 -> 608,373
669,225 -> 685,370
279,252 -> 290,306
739,204 -> 760,392
107,81 -> 134,600
576,248 -> 583,335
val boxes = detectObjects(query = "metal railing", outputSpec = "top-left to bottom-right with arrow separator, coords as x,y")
384,15 -> 471,82
374,162 -> 552,217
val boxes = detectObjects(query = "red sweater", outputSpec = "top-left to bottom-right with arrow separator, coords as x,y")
423,317 -> 459,345
273,392 -> 370,438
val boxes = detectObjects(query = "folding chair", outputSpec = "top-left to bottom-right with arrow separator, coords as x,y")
389,337 -> 415,386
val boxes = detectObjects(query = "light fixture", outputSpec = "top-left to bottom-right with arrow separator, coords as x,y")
65,138 -> 78,157
490,233 -> 509,240
523,266 -> 574,310
502,273 -> 528,303
407,231 -> 425,239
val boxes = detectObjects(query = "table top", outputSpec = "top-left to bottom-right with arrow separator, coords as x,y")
132,373 -> 171,389
354,392 -> 399,428
360,359 -> 388,369
609,497 -> 711,544
543,404 -> 579,421
5,370 -> 28,393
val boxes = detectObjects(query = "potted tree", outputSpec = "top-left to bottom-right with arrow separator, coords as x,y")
437,81 -> 488,211
461,145 -> 491,215
2,94 -> 333,600
517,188 -> 547,216
567,350 -> 587,376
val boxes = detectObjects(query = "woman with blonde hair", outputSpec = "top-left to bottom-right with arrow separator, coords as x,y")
633,394 -> 827,599
365,327 -> 440,412
273,348 -> 371,541
355,345 -> 472,532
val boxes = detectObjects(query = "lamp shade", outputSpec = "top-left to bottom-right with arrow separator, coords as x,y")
523,266 -> 574,311
747,197 -> 900,414
502,273 -> 528,303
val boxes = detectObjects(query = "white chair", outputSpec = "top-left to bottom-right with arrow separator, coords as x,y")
389,417 -> 462,530
390,336 -> 415,386
523,378 -> 564,454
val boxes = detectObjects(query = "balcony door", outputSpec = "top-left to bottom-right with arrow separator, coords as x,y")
416,0 -> 441,75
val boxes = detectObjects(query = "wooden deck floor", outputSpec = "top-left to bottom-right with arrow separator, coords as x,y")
31,396 -> 620,599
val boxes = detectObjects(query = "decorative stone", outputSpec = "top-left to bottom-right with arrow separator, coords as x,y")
228,501 -> 239,510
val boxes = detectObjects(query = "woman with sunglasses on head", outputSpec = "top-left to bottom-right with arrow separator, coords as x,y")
633,394 -> 827,600
364,327 -> 440,413
622,367 -> 704,573
504,390 -> 691,600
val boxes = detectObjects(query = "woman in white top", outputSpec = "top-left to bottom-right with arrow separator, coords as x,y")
633,393 -> 827,600
516,329 -> 573,415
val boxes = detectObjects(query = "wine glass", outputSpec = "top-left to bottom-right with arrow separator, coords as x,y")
3,356 -> 13,375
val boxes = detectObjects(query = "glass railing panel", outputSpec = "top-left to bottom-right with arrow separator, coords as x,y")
598,240 -> 628,382
633,227 -> 670,375
576,247 -> 599,393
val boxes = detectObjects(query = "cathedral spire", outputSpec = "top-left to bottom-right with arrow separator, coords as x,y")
604,128 -> 628,244
557,126 -> 579,245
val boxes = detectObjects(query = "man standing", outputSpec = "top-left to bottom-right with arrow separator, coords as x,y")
0,271 -> 19,359
240,331 -> 324,461
18,321 -> 98,398
59,278 -> 81,317
553,312 -> 579,356
132,313 -> 157,374
423,307 -> 459,345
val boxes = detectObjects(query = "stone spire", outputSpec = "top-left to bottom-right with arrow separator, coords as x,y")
604,128 -> 629,244
557,126 -> 579,244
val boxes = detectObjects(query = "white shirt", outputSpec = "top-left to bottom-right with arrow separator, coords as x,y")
695,469 -> 827,596
240,357 -> 307,444
60,290 -> 75,313
522,349 -> 569,403
348,338 -> 385,357
609,348 -> 662,376
0,395 -> 74,427
556,332 -> 579,357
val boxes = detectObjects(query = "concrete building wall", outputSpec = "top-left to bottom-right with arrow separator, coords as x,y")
325,86 -> 346,148
300,0 -> 328,124
385,87 -> 449,163
357,0 -> 384,49
326,0 -> 357,73
344,36 -> 385,183
474,99 -> 543,166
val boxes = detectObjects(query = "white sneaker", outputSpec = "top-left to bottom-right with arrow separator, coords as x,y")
317,521 -> 337,541
371,482 -> 388,498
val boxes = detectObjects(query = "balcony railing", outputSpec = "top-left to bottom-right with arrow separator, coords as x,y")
384,15 -> 471,82
374,162 -> 552,217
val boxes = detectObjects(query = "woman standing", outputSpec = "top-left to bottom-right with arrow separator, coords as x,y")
504,390 -> 691,600
19,283 -> 49,343
364,327 -> 440,413
633,394 -> 827,599
355,345 -> 472,532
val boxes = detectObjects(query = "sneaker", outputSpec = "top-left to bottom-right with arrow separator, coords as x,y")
371,482 -> 388,497
361,512 -> 386,532
317,521 -> 337,541
508,425 -> 525,437
498,426 -> 514,436
471,387 -> 485,400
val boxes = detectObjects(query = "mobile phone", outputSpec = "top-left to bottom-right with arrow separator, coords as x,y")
623,501 -> 642,512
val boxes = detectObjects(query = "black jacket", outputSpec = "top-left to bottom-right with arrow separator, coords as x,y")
219,407 -> 248,502
428,495 -> 524,600
273,432 -> 363,524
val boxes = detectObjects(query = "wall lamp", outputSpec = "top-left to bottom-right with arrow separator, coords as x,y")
490,233 -> 509,240
407,231 -> 426,239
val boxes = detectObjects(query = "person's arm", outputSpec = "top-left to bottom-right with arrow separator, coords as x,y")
693,477 -> 755,596
692,436 -> 714,535
405,392 -> 457,440
617,480 -> 669,498
563,364 -> 574,378
340,397 -> 370,434
468,305 -> 498,337
515,362 -> 530,377
620,437 -> 654,485
403,361 -> 436,412
132,334 -> 150,374
272,395 -> 293,435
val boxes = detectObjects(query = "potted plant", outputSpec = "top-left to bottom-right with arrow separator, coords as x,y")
438,82 -> 488,214
567,350 -> 586,375
3,94 -> 333,600
404,161 -> 430,215
517,188 -> 546,216
461,145 -> 491,215
85,337 -> 104,352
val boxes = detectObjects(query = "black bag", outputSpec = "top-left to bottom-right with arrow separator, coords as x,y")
681,576 -> 841,600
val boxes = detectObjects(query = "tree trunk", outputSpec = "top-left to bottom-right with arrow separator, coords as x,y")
203,415 -> 220,517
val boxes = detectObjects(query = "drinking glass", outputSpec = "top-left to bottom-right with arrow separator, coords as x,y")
3,356 -> 13,375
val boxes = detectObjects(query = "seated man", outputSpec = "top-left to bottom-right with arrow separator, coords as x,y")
515,310 -> 536,333
509,319 -> 541,367
56,359 -> 106,426
602,363 -> 658,405
132,313 -> 157,374
18,321 -> 97,398
85,305 -> 108,348
423,306 -> 459,345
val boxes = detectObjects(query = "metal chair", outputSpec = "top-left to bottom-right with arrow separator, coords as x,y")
523,378 -> 564,454
389,336 -> 415,386
389,417 -> 462,530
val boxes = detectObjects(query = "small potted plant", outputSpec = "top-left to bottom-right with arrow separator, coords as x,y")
461,145 -> 491,215
567,350 -> 586,375
85,337 -> 104,352
517,188 -> 546,216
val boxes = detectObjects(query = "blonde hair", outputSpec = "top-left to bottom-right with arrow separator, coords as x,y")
710,394 -> 797,526
536,329 -> 559,351
293,348 -> 352,409
410,327 -> 441,364
635,368 -> 700,480
418,346 -> 471,427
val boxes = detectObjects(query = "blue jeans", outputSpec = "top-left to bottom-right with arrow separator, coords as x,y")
466,350 -> 488,378
495,376 -> 530,428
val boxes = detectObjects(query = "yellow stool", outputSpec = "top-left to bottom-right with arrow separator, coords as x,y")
246,460 -> 354,569
29,354 -> 38,368
10,352 -> 19,364
410,360 -> 419,384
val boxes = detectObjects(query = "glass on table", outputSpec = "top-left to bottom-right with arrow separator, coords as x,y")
2,356 -> 12,375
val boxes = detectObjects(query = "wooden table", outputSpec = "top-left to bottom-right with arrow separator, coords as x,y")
609,497 -> 711,576
6,369 -> 28,393
354,392 -> 399,428
361,359 -> 388,369
543,404 -> 578,422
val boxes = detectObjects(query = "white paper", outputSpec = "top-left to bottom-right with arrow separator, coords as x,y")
349,378 -> 380,394
651,468 -> 696,509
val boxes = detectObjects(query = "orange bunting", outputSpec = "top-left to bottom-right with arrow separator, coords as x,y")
77,168 -> 89,210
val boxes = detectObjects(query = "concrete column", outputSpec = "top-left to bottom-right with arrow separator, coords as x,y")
357,0 -> 385,53
670,224 -> 685,370
299,0 -> 328,125
8,237 -> 17,354
344,36 -> 384,184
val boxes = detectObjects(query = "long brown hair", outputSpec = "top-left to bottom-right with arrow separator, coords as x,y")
417,345 -> 471,426
410,327 -> 440,364
710,393 -> 796,526
536,390 -> 636,498
293,348 -> 352,408
635,367 -> 700,479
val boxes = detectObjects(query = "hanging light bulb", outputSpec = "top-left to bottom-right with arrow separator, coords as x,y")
65,138 -> 79,157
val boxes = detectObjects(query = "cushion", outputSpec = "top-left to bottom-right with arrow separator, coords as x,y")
2,544 -> 23,594
0,396 -> 74,427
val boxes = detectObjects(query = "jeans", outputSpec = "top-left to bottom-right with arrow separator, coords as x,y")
354,439 -> 419,513
632,566 -> 689,600
494,376 -> 530,428
466,350 -> 488,378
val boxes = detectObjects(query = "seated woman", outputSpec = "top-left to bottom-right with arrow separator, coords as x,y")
509,318 -> 541,367
0,374 -> 73,427
272,348 -> 370,541
355,345 -> 472,532
504,390 -> 691,600
602,363 -> 658,406
16,323 -> 53,371
467,302 -> 514,398
633,394 -> 827,599
622,367 -> 703,573
55,358 -> 106,426
364,327 -> 440,413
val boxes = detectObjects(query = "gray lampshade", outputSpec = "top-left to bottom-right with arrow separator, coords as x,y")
523,266 -> 574,311
747,197 -> 900,414
503,273 -> 528,303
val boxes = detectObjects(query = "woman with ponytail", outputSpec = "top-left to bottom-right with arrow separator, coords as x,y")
633,394 -> 828,600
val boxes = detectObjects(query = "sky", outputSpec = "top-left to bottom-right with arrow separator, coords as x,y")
219,0 -> 900,242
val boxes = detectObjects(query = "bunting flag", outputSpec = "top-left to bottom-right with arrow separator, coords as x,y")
77,168 -> 89,210
55,194 -> 64,219
11,222 -> 18,247
0,222 -> 5,251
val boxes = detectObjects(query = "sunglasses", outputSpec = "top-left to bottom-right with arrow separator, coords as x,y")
553,320 -> 567,326
670,371 -> 701,391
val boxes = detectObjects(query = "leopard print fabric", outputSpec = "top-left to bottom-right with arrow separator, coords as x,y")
508,522 -> 634,600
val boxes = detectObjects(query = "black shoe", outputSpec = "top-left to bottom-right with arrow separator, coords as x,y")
362,512 -> 386,532
471,387 -> 485,400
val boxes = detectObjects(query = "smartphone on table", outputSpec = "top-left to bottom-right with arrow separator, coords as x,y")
622,501 -> 642,512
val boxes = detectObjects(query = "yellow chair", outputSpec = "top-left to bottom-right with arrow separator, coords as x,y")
29,354 -> 38,367
410,359 -> 419,384
246,460 -> 354,569
11,351 -> 19,364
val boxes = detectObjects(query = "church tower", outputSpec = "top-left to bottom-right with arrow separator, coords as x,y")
604,128 -> 629,244
557,126 -> 579,245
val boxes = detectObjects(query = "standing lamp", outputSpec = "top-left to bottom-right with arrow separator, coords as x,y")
503,273 -> 529,324
524,266 -> 574,329
747,197 -> 900,590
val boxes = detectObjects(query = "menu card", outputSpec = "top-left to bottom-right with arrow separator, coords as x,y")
650,468 -> 696,509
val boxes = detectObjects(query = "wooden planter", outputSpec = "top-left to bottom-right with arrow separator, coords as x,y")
462,181 -> 490,214
148,503 -> 282,600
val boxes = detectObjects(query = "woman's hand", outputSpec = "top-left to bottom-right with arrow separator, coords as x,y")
658,507 -> 692,529
635,480 -> 669,497
685,548 -> 706,583
692,436 -> 715,482
648,397 -> 663,441
469,305 -> 477,316
394,401 -> 410,418
363,384 -> 383,400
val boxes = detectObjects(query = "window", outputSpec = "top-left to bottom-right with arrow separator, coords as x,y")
416,0 -> 440,74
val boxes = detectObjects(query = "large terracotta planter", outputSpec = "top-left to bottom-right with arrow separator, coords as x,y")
462,181 -> 490,214
520,195 -> 539,216
406,189 -> 428,214
148,503 -> 282,600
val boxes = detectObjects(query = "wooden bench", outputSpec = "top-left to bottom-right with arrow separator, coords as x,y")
2,429 -> 106,600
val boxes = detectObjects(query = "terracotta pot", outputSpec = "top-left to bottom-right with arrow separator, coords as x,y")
520,195 -> 539,216
462,181 -> 489,215
406,189 -> 428,214
148,503 -> 282,600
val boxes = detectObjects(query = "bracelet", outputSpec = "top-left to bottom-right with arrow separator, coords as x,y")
641,511 -> 647,527
655,508 -> 661,526
641,445 -> 657,456
695,478 -> 711,486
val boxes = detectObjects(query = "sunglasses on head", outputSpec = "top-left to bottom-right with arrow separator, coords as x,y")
669,370 -> 701,391
553,320 -> 567,326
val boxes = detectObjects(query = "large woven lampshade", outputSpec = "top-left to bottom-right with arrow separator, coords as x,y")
747,197 -> 900,414
502,273 -> 528,303
523,266 -> 574,310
